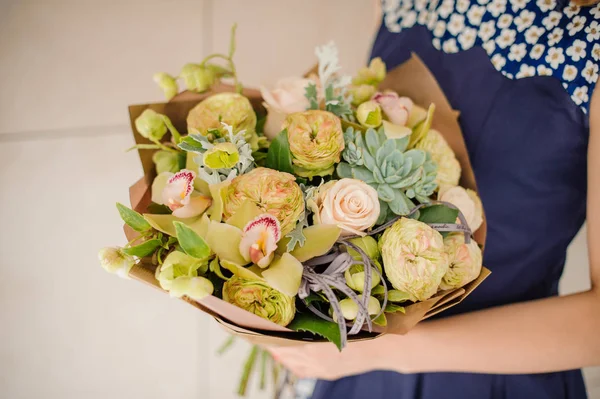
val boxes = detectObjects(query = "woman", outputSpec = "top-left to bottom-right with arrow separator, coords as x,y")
271,0 -> 600,398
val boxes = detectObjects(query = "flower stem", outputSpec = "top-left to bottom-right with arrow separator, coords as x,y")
237,345 -> 259,397
259,349 -> 268,390
162,116 -> 182,144
150,138 -> 179,153
216,335 -> 236,355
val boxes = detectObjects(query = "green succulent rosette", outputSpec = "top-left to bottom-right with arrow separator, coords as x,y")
223,167 -> 304,235
223,276 -> 296,326
187,92 -> 258,149
379,218 -> 449,302
282,110 -> 345,178
337,127 -> 437,224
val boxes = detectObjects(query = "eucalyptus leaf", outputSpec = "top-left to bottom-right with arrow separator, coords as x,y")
174,221 -> 211,260
116,203 -> 152,232
418,205 -> 459,225
122,239 -> 162,257
265,129 -> 294,174
288,313 -> 343,351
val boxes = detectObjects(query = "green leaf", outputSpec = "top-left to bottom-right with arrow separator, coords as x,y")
210,257 -> 229,280
388,290 -> 411,303
178,136 -> 206,153
384,303 -> 406,314
303,292 -> 328,306
146,202 -> 172,214
122,239 -> 162,257
371,285 -> 385,296
265,129 -> 294,174
305,83 -> 319,110
418,204 -> 459,225
116,203 -> 152,232
288,313 -> 343,351
126,143 -> 161,152
173,221 -> 211,259
372,313 -> 387,327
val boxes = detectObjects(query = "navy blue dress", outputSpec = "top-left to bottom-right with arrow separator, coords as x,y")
311,1 -> 599,398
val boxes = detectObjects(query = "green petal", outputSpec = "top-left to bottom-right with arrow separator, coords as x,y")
409,103 -> 435,148
261,253 -> 303,297
220,259 -> 264,281
143,214 -> 206,237
225,199 -> 263,230
168,276 -> 214,300
279,224 -> 341,262
207,181 -> 230,222
205,221 -> 247,265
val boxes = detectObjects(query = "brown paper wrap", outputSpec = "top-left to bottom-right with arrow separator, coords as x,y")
125,54 -> 489,346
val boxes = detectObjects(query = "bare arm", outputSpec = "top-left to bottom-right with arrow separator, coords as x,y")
271,88 -> 600,378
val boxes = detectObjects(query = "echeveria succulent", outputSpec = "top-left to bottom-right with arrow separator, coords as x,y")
282,110 -> 345,178
224,167 -> 304,235
187,92 -> 258,147
415,129 -> 461,188
337,127 -> 437,224
223,276 -> 296,326
379,218 -> 449,302
439,233 -> 483,290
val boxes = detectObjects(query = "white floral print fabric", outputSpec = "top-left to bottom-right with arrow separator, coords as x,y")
382,0 -> 600,113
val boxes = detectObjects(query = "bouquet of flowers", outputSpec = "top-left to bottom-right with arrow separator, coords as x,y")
99,25 -> 489,394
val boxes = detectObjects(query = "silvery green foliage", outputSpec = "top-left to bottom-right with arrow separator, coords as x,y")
304,42 -> 353,120
177,122 -> 254,185
337,127 -> 437,224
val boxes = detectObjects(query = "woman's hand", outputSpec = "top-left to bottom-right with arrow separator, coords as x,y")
268,336 -> 399,380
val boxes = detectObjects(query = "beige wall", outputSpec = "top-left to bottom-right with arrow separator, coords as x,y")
0,1 -> 597,398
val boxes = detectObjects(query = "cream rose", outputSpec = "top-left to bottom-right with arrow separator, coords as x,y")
438,185 -> 484,233
260,77 -> 314,140
315,179 -> 380,236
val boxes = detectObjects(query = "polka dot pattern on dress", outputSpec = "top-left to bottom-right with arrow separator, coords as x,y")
382,0 -> 600,113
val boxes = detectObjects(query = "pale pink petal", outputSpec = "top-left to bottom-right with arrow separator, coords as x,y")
239,214 -> 282,268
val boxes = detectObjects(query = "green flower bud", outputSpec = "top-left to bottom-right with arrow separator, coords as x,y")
203,142 -> 239,169
153,72 -> 179,100
135,109 -> 168,141
180,63 -> 217,93
352,57 -> 387,86
356,101 -> 382,128
222,276 -> 296,327
157,251 -> 212,300
350,84 -> 376,106
344,236 -> 382,292
153,150 -> 181,174
334,296 -> 381,321
98,247 -> 135,279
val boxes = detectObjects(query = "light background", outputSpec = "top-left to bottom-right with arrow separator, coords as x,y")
0,0 -> 597,398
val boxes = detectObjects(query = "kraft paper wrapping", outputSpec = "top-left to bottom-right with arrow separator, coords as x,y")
125,54 -> 490,346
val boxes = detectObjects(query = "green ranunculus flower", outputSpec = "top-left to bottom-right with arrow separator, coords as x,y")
222,276 -> 296,326
203,142 -> 240,169
415,129 -> 461,188
282,110 -> 345,178
135,109 -> 168,141
153,72 -> 179,100
379,218 -> 449,302
186,92 -> 258,147
439,233 -> 483,290
224,167 -> 304,235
